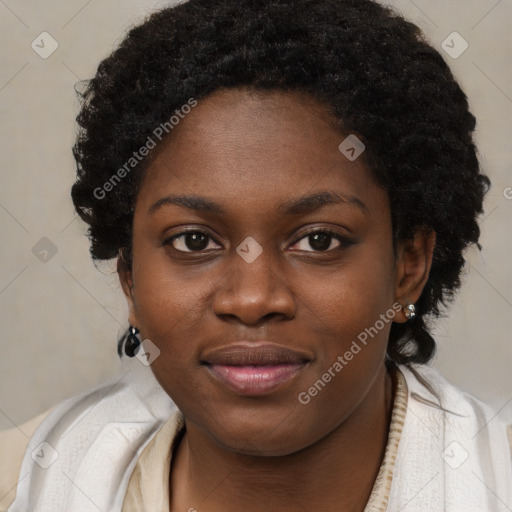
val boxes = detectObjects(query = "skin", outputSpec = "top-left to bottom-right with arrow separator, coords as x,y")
119,87 -> 436,512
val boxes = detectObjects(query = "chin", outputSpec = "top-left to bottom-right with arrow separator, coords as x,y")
200,408 -> 317,457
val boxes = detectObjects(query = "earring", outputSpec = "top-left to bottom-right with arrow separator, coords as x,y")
124,325 -> 141,357
404,304 -> 416,320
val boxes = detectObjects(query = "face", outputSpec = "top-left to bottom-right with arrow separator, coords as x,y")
120,88 -> 426,456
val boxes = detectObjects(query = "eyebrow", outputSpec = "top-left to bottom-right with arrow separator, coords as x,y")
277,191 -> 369,216
148,191 -> 369,216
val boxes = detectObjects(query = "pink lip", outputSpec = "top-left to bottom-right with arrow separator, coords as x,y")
206,363 -> 305,395
201,341 -> 310,396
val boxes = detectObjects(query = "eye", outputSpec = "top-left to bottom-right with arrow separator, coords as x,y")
165,230 -> 221,253
291,228 -> 352,252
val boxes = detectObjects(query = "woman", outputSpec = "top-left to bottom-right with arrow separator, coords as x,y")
1,0 -> 511,510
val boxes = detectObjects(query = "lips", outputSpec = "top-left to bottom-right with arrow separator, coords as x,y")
201,342 -> 310,396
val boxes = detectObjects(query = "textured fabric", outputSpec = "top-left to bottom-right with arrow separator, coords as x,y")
4,355 -> 178,512
0,408 -> 55,512
122,412 -> 185,512
363,364 -> 408,511
1,362 -> 512,512
387,365 -> 512,511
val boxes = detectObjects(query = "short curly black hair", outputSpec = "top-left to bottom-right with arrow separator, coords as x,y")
71,0 -> 490,366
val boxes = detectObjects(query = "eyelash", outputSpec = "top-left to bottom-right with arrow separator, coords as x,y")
164,227 -> 353,254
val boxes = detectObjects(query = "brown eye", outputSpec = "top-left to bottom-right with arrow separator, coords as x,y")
291,229 -> 353,252
166,231 -> 220,252
308,232 -> 334,251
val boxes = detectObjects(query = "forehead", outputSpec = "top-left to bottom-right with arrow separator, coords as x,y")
135,88 -> 386,218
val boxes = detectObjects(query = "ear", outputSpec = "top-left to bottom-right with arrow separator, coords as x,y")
393,227 -> 436,323
117,254 -> 138,327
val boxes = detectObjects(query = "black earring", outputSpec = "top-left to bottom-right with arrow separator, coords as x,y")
124,325 -> 141,357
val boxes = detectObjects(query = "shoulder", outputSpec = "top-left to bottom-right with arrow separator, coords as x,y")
0,408 -> 54,512
3,361 -> 179,511
398,364 -> 512,461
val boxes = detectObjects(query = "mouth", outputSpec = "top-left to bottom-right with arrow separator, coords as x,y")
201,342 -> 310,396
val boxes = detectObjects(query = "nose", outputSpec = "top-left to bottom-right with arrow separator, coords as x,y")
212,243 -> 296,326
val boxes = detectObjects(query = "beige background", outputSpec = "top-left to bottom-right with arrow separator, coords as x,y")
0,0 -> 511,431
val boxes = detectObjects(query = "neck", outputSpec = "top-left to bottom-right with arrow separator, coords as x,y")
170,363 -> 394,512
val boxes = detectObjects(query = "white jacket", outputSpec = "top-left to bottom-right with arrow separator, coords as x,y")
7,357 -> 512,511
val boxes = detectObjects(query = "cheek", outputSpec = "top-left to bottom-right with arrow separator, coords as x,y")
301,248 -> 396,343
129,258 -> 208,409
129,244 -> 206,358
291,262 -> 396,438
